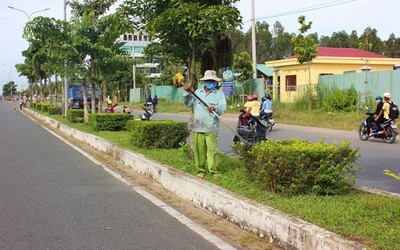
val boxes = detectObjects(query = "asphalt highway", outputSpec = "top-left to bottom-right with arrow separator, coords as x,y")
0,101 -> 227,250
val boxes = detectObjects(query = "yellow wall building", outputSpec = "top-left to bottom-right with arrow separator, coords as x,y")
266,47 -> 400,103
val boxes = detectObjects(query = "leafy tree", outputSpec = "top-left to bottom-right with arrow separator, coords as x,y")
270,21 -> 295,60
118,0 -> 241,90
292,15 -> 318,84
292,15 -> 318,111
359,27 -> 383,53
68,0 -> 125,122
2,81 -> 17,98
330,31 -> 350,48
383,33 -> 400,58
233,51 -> 252,95
349,30 -> 359,48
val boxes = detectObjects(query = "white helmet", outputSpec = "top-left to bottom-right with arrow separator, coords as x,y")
383,92 -> 392,98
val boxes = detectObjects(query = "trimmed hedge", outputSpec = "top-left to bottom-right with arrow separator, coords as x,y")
30,102 -> 37,109
89,113 -> 134,131
67,109 -> 84,123
233,139 -> 361,195
127,120 -> 189,149
48,106 -> 62,115
41,103 -> 50,112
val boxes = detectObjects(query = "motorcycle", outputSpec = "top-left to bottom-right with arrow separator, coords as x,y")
233,107 -> 267,144
358,107 -> 397,144
139,106 -> 153,121
259,111 -> 275,132
122,105 -> 131,114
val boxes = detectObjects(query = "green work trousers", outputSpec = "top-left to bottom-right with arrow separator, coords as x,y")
192,132 -> 219,175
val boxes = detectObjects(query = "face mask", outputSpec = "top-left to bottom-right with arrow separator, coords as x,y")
204,81 -> 217,90
376,100 -> 381,104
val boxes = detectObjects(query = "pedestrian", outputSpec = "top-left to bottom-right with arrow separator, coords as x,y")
19,98 -> 24,110
183,70 -> 227,179
146,94 -> 152,107
152,95 -> 158,113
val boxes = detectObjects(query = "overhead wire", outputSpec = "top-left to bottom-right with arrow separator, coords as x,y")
244,0 -> 357,23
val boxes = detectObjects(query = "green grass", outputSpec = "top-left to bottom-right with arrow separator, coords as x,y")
47,109 -> 400,250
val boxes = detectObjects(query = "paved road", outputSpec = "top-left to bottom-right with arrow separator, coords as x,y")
136,110 -> 400,195
0,101 -> 227,250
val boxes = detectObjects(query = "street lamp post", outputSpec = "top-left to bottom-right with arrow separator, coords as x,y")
8,6 -> 50,21
3,64 -> 12,81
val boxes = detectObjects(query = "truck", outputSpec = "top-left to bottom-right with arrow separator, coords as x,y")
67,83 -> 99,109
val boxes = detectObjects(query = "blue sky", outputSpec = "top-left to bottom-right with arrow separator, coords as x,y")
1,0 -> 399,91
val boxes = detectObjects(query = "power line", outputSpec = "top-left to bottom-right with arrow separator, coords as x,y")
244,0 -> 357,23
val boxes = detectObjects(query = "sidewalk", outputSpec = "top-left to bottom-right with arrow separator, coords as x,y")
23,108 -> 367,250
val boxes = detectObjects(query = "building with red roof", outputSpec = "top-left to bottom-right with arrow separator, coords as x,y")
266,47 -> 400,102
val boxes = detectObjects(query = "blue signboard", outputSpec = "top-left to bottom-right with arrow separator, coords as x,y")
222,67 -> 234,97
222,81 -> 234,96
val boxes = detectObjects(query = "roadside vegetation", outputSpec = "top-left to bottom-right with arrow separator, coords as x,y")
32,105 -> 399,250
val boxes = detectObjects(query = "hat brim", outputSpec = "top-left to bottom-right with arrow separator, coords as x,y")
200,76 -> 221,82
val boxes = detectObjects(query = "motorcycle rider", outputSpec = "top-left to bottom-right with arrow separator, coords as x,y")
240,94 -> 266,141
367,95 -> 384,135
374,92 -> 392,133
260,94 -> 273,117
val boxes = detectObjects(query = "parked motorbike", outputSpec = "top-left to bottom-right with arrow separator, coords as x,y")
122,105 -> 131,114
259,111 -> 275,132
140,106 -> 153,121
358,107 -> 397,144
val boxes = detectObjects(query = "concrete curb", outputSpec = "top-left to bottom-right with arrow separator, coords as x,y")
24,109 -> 367,250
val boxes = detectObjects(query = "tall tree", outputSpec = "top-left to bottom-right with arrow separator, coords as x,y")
359,27 -> 383,53
270,21 -> 295,60
292,15 -> 318,84
118,0 -> 241,90
383,33 -> 400,58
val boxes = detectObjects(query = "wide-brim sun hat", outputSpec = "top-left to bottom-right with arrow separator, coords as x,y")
383,92 -> 392,98
200,70 -> 221,82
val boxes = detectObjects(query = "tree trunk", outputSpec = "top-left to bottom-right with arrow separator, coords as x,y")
82,79 -> 89,124
48,76 -> 52,106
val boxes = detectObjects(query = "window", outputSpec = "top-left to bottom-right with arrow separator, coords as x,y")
123,34 -> 128,40
128,34 -> 132,41
134,46 -> 144,53
143,35 -> 148,41
285,75 -> 296,91
139,35 -> 142,41
134,35 -> 138,41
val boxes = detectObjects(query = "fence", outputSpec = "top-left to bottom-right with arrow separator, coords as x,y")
319,70 -> 400,104
129,78 -> 267,104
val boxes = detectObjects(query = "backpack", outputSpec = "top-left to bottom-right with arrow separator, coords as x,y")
389,101 -> 399,119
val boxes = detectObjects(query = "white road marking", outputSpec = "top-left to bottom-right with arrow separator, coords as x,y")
33,119 -> 236,250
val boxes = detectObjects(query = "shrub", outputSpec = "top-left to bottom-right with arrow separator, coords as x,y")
127,120 -> 189,149
319,86 -> 358,112
48,106 -> 62,115
34,102 -> 42,110
67,109 -> 84,123
233,139 -> 361,195
41,103 -> 50,113
89,113 -> 134,131
30,102 -> 37,109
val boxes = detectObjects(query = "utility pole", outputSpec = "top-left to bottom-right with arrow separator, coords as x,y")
251,0 -> 257,81
64,0 -> 68,117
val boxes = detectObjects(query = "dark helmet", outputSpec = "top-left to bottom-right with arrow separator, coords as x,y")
265,94 -> 271,99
